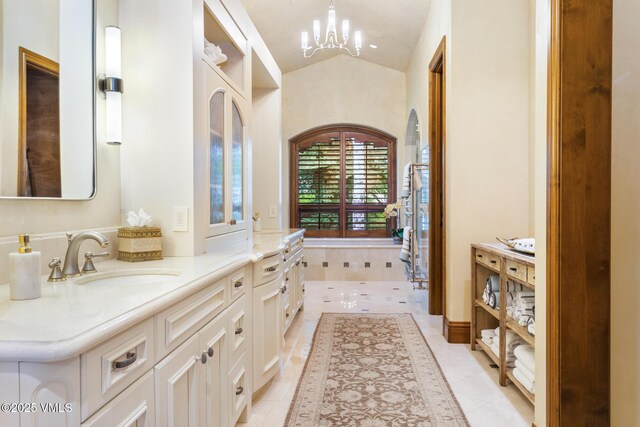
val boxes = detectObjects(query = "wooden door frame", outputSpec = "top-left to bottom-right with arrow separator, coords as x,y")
17,47 -> 60,196
428,36 -> 446,318
547,0 -> 612,425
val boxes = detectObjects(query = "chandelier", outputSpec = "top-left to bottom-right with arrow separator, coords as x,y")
301,0 -> 362,58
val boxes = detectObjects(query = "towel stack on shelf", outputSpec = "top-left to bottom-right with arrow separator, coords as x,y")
481,329 -> 496,347
489,327 -> 526,367
505,282 -> 535,335
513,345 -> 535,394
482,275 -> 500,309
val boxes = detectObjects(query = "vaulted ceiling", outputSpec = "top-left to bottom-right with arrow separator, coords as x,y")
239,0 -> 431,74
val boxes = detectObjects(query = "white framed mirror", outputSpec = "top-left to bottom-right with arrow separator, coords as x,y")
0,0 -> 96,199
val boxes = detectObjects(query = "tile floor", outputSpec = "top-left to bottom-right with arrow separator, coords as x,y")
238,281 -> 534,427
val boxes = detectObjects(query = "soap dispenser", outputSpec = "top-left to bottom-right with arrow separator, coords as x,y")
9,234 -> 42,300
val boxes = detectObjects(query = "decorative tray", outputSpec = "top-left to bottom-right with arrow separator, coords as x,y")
496,237 -> 535,256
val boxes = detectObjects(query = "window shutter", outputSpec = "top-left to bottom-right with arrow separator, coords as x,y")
297,136 -> 341,233
291,126 -> 396,237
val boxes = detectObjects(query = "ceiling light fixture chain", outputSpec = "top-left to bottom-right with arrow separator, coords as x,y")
301,0 -> 362,58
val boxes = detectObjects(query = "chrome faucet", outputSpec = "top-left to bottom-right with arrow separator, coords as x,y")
62,231 -> 110,277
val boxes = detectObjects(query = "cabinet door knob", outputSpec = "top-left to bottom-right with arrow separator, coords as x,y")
234,280 -> 243,288
207,347 -> 214,357
281,285 -> 287,294
235,386 -> 244,396
286,313 -> 290,318
235,327 -> 243,335
200,352 -> 208,364
113,352 -> 137,370
229,219 -> 237,225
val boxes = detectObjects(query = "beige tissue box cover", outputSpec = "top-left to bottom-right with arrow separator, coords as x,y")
117,227 -> 163,262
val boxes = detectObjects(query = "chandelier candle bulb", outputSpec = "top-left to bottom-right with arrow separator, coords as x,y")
301,32 -> 309,50
342,19 -> 349,42
327,6 -> 336,36
313,20 -> 321,41
355,31 -> 362,50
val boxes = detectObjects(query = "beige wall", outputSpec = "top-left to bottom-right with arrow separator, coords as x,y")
0,0 -> 120,237
252,87 -> 282,230
282,55 -> 406,226
612,0 -> 640,423
406,0 -> 531,322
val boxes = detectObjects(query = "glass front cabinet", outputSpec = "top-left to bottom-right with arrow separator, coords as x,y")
204,66 -> 248,239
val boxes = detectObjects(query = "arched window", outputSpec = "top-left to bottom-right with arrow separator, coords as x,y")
290,125 -> 396,237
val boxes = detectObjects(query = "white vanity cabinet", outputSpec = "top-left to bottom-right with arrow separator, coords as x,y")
252,257 -> 284,392
252,231 -> 306,393
1,263 -> 251,427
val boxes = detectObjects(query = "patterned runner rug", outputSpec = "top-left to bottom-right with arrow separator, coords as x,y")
286,313 -> 469,426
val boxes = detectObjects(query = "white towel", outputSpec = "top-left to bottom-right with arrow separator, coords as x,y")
515,360 -> 535,383
481,329 -> 495,338
513,367 -> 535,394
400,163 -> 411,198
490,343 -> 516,367
513,345 -> 535,371
482,336 -> 494,347
489,292 -> 499,309
399,226 -> 412,264
486,275 -> 500,292
506,281 -> 524,292
527,317 -> 536,336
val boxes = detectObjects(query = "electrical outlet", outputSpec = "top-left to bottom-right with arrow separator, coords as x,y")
269,205 -> 277,218
173,207 -> 189,232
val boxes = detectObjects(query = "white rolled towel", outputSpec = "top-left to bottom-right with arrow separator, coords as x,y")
489,292 -> 499,309
486,275 -> 500,292
490,342 -> 516,367
527,317 -> 536,336
513,344 -> 535,371
506,281 -> 524,292
481,328 -> 495,337
513,367 -> 535,394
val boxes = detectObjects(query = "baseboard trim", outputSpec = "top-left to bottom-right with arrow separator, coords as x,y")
443,317 -> 470,344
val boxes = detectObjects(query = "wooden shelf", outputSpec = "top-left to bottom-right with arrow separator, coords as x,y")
475,299 -> 500,320
475,338 -> 500,366
506,317 -> 535,347
506,369 -> 535,405
471,243 -> 535,407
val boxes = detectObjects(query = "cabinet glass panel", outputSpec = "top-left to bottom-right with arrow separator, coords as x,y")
209,91 -> 224,225
231,102 -> 244,221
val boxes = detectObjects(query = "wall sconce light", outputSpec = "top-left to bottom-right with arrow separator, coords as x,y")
100,26 -> 123,145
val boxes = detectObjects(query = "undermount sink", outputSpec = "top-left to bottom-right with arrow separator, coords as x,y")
74,269 -> 182,286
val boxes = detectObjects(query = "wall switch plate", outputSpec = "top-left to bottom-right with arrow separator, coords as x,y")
269,205 -> 277,218
172,207 -> 189,232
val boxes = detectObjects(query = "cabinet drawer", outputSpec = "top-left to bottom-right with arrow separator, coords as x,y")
228,295 -> 247,365
288,235 -> 303,255
476,250 -> 501,270
229,267 -> 247,302
229,354 -> 247,426
527,266 -> 536,286
506,259 -> 528,282
82,370 -> 155,427
156,277 -> 227,359
254,253 -> 283,286
81,318 -> 155,421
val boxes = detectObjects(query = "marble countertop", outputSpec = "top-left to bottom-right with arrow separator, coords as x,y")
252,228 -> 305,257
0,253 -> 252,362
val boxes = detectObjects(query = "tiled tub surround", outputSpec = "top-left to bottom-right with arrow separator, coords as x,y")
303,238 -> 405,281
0,227 -> 119,284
